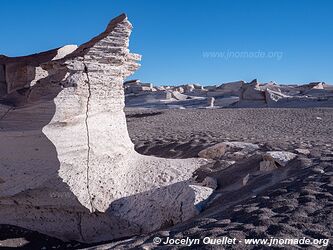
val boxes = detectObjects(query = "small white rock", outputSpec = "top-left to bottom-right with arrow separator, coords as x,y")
264,151 -> 297,167
295,148 -> 310,155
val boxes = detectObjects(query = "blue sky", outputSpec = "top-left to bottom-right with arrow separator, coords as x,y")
1,0 -> 332,85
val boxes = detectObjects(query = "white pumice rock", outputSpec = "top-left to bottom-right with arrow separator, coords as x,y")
263,151 -> 297,167
240,79 -> 265,101
224,141 -> 259,153
207,97 -> 215,107
0,14 -> 213,243
198,143 -> 226,159
295,148 -> 311,155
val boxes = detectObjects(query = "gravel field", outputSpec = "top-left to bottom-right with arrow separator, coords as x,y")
126,108 -> 333,143
93,108 -> 333,250
126,108 -> 333,158
1,108 -> 333,249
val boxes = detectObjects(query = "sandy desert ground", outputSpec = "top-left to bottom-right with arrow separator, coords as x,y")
1,107 -> 332,249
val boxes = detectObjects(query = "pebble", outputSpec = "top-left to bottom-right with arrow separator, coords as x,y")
312,168 -> 325,174
295,148 -> 310,155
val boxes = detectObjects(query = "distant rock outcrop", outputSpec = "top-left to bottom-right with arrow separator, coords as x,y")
0,14 -> 213,243
124,78 -> 333,109
207,96 -> 215,107
215,80 -> 243,96
240,79 -> 266,101
265,88 -> 289,105
232,79 -> 333,108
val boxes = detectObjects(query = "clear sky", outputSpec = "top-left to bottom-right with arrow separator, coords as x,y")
1,0 -> 332,85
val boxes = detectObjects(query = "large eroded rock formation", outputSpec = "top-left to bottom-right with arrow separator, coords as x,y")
0,14 -> 213,243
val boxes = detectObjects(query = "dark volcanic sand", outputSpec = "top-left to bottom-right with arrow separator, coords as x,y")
99,108 -> 333,249
127,108 -> 333,158
1,108 -> 333,249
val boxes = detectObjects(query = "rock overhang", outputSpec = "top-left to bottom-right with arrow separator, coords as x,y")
0,13 -> 213,243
